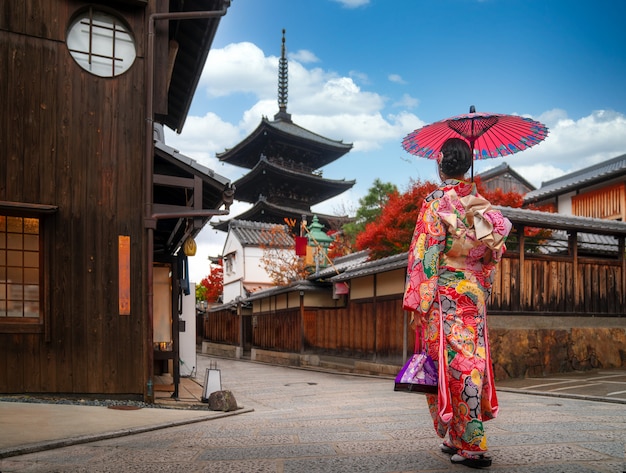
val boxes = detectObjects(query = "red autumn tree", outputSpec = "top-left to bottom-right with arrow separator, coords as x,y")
355,178 -> 542,260
197,262 -> 223,303
327,229 -> 352,259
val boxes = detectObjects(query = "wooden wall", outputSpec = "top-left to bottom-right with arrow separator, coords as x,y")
253,310 -> 301,353
0,2 -> 152,395
203,311 -> 239,346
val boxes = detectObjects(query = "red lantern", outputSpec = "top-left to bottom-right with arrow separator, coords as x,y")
295,236 -> 308,256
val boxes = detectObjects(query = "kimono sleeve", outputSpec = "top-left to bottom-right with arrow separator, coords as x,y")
403,199 -> 446,315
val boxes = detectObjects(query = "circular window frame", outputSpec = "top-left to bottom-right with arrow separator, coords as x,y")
66,7 -> 137,78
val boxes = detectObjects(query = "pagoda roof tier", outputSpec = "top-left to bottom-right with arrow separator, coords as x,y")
217,116 -> 353,170
232,156 -> 355,207
212,198 -> 348,233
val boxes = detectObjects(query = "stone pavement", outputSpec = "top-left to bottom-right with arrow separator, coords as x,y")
0,355 -> 624,472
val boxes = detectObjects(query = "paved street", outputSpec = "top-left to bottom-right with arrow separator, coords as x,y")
0,355 -> 624,472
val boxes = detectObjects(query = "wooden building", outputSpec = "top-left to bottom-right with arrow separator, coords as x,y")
524,153 -> 626,219
475,162 -> 536,195
213,31 -> 354,232
1,0 -> 232,400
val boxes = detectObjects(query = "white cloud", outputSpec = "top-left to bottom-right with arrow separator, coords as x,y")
474,109 -> 626,187
349,70 -> 370,85
289,49 -> 319,64
331,0 -> 370,8
163,112 -> 244,181
393,93 -> 419,109
201,42 -> 277,98
388,74 -> 406,84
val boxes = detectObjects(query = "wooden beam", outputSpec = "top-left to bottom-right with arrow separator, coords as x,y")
153,173 -> 195,188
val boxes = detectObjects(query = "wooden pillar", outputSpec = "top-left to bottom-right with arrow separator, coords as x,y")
518,225 -> 525,310
569,231 -> 579,310
617,236 -> 626,307
299,291 -> 305,353
237,300 -> 243,351
373,274 -> 377,360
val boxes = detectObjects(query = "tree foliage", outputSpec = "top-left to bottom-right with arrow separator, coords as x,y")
355,178 -> 542,260
196,262 -> 223,303
327,229 -> 352,259
259,226 -> 310,286
343,178 -> 398,244
355,180 -> 437,259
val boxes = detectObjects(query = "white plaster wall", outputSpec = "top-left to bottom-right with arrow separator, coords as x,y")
557,191 -> 575,215
179,283 -> 196,377
221,233 -> 244,303
242,246 -> 269,282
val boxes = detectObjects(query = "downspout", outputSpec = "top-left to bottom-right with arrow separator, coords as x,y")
145,5 -> 229,402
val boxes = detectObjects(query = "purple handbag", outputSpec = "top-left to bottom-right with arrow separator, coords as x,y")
394,326 -> 438,394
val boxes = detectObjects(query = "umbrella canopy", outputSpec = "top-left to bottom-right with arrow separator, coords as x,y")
402,106 -> 549,175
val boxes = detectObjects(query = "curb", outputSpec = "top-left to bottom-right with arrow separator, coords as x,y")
0,407 -> 254,459
496,387 -> 626,405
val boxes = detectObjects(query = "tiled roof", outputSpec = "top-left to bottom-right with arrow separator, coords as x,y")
497,206 -> 626,236
216,116 -> 352,169
530,231 -> 619,256
330,252 -> 409,282
227,220 -> 294,247
269,118 -> 353,150
524,153 -> 626,203
310,250 -> 370,279
231,155 -> 355,205
244,279 -> 331,301
212,199 -> 347,233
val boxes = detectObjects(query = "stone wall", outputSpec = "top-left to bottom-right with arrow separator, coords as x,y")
489,316 -> 626,379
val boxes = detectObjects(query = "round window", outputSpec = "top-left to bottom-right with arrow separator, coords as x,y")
66,8 -> 136,77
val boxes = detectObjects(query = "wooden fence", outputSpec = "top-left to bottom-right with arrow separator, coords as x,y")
491,254 -> 624,315
205,245 -> 625,367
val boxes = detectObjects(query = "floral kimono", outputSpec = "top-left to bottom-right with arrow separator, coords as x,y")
403,179 -> 511,454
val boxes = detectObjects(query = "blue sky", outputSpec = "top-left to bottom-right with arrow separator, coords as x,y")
164,0 -> 626,282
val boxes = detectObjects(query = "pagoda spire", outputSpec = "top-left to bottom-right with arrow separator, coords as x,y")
274,29 -> 292,122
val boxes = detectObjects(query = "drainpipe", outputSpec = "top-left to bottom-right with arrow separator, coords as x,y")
145,4 -> 229,402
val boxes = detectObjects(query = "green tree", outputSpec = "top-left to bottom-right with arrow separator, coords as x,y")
355,180 -> 437,259
343,178 -> 397,245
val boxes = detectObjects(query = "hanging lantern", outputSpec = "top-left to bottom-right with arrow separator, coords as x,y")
183,237 -> 197,256
295,236 -> 308,256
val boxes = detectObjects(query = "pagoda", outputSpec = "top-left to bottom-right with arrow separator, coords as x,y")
213,30 -> 354,232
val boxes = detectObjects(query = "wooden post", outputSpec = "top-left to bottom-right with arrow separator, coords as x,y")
617,236 -> 626,307
569,231 -> 579,310
299,291 -> 305,353
518,225 -> 525,310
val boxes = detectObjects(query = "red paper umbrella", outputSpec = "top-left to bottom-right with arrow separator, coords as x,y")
402,106 -> 549,177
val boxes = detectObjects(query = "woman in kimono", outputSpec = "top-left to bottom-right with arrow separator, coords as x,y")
403,138 -> 511,469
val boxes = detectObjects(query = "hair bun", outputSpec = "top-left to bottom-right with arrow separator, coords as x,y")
440,138 -> 472,176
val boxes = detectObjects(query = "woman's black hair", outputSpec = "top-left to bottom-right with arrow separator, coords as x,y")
440,138 -> 472,177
